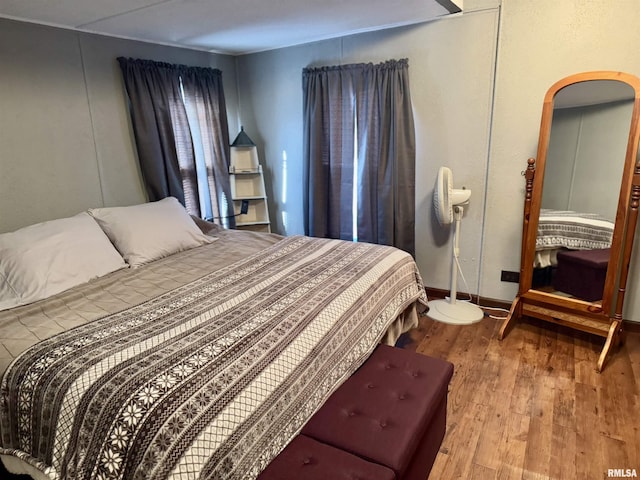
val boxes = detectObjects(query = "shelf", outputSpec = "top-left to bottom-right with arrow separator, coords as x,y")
229,147 -> 259,171
230,168 -> 261,174
232,195 -> 266,200
229,129 -> 270,233
232,197 -> 269,226
236,220 -> 270,226
234,223 -> 272,233
230,172 -> 266,198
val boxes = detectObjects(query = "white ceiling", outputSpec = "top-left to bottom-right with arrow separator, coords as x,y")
0,0 -> 462,55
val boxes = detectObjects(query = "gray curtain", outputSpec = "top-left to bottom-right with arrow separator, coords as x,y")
117,58 -> 190,209
302,64 -> 357,241
117,58 -> 235,226
303,59 -> 416,256
180,66 -> 235,227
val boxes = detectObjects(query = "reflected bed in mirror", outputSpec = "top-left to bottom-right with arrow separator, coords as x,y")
533,78 -> 634,302
533,209 -> 614,300
499,71 -> 640,372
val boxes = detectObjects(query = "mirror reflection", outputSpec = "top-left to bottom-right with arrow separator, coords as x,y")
532,80 -> 635,302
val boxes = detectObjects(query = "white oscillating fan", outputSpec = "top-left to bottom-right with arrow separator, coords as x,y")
429,167 -> 484,325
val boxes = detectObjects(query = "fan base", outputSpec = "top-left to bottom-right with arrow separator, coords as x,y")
428,298 -> 484,325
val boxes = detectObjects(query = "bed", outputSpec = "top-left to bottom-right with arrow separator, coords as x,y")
0,198 -> 427,480
534,209 -> 614,268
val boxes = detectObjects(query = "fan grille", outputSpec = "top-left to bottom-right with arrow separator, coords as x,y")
434,166 -> 453,225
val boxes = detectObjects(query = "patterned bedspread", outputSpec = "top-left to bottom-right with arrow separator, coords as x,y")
536,209 -> 614,251
0,235 -> 427,480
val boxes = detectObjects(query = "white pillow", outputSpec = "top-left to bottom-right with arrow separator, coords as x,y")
0,213 -> 127,311
88,197 -> 215,267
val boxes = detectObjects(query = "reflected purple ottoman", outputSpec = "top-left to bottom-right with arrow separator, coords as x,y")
554,248 -> 610,301
301,345 -> 454,480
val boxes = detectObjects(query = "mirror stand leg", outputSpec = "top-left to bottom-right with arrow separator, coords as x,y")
499,296 -> 522,340
597,320 -> 623,372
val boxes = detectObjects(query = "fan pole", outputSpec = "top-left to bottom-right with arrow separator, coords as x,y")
428,204 -> 484,325
449,205 -> 463,304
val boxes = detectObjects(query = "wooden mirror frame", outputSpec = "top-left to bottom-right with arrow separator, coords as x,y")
499,71 -> 640,372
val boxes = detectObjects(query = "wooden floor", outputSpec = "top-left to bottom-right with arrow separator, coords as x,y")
397,312 -> 640,480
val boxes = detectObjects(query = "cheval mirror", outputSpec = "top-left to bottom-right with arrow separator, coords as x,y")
499,71 -> 640,372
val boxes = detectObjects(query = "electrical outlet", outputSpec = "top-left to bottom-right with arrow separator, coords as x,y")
501,270 -> 520,283
240,200 -> 249,214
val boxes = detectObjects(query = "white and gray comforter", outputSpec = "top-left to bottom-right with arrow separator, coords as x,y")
0,233 -> 427,480
536,209 -> 614,251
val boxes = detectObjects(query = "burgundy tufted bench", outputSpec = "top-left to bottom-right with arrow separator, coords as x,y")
260,345 -> 454,480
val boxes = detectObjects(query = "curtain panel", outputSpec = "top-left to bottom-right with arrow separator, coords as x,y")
302,64 -> 357,241
117,58 -> 235,227
302,59 -> 416,256
180,66 -> 233,225
117,58 -> 190,208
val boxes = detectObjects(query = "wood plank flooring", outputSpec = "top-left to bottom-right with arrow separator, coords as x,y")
397,312 -> 640,479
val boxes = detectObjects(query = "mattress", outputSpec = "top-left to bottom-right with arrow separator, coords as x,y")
0,229 -> 427,480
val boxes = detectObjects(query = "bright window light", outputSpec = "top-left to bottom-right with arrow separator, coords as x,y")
352,119 -> 358,242
281,150 -> 288,233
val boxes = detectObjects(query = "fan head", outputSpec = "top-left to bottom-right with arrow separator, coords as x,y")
433,166 -> 471,225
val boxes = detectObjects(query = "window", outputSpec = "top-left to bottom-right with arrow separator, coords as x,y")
118,58 -> 235,227
302,59 -> 417,255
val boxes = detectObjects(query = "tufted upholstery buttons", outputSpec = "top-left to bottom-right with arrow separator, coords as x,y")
342,408 -> 360,417
302,344 -> 454,480
257,435 -> 395,480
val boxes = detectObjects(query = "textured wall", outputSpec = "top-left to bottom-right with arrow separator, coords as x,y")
235,9 -> 500,299
0,19 -> 239,233
482,0 -> 640,321
5,0 -> 640,322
